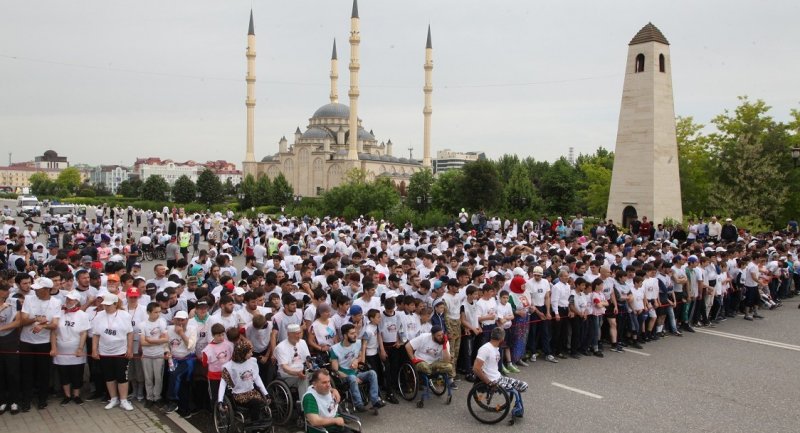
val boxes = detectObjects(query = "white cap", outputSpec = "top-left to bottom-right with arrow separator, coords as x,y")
512,267 -> 526,277
222,243 -> 231,249
431,248 -> 442,256
233,287 -> 246,296
287,324 -> 302,333
532,266 -> 544,275
487,271 -> 498,279
164,281 -> 180,289
174,310 -> 189,320
65,291 -> 81,301
32,277 -> 54,290
101,294 -> 119,305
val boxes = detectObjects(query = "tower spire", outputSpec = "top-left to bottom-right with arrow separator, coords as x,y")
244,9 -> 257,164
347,0 -> 361,160
330,39 -> 338,104
422,25 -> 433,168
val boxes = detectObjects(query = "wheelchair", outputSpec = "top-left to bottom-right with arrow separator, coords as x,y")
305,412 -> 363,433
267,355 -> 328,427
397,362 -> 452,408
213,387 -> 273,433
330,364 -> 375,415
465,381 -> 514,425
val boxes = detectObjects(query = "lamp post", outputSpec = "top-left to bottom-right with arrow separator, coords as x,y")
416,194 -> 432,211
792,147 -> 800,167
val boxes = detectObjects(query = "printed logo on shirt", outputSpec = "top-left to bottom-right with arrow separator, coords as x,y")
149,327 -> 161,337
216,350 -> 229,361
170,338 -> 182,348
387,324 -> 397,332
239,370 -> 254,381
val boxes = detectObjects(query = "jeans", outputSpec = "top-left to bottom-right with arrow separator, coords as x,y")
664,306 -> 678,333
167,356 -> 195,403
345,370 -> 379,407
588,316 -> 601,351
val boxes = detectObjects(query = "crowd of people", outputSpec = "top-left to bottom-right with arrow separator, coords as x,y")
0,205 -> 796,428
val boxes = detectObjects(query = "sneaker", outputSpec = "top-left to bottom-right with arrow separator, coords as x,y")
545,355 -> 558,363
631,342 -> 643,350
556,353 -> 568,359
593,351 -> 604,358
516,359 -> 529,367
60,397 -> 72,406
684,326 -> 696,333
499,365 -> 510,375
0,403 -> 6,414
506,364 -> 520,373
10,403 -> 19,415
19,403 -> 30,413
163,401 -> 178,413
385,394 -> 399,404
105,398 -> 120,410
120,400 -> 134,411
753,313 -> 764,319
611,345 -> 624,353
743,316 -> 753,321
671,331 -> 683,337
355,405 -> 368,413
37,401 -> 48,410
449,382 -> 459,390
372,400 -> 386,409
73,397 -> 84,406
530,354 -> 537,362
85,393 -> 99,402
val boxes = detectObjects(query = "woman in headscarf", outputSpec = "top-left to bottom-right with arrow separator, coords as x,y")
507,273 -> 530,366
218,339 -> 270,422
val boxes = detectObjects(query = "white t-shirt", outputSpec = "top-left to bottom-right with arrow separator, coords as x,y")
630,286 -> 646,311
476,342 -> 502,382
496,302 -> 513,329
275,339 -> 311,378
141,318 -> 168,358
311,320 -> 337,348
54,309 -> 91,365
92,309 -> 133,355
21,295 -> 62,344
409,333 -> 449,363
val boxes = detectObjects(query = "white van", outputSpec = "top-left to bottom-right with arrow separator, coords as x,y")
17,195 -> 40,216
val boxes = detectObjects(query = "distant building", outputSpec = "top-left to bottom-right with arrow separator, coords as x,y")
432,149 -> 485,174
133,158 -> 242,186
34,150 -> 69,170
89,165 -> 131,194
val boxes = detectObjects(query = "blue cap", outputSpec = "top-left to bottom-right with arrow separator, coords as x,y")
348,305 -> 363,316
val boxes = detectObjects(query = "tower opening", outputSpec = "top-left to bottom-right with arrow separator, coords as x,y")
622,206 -> 638,230
635,54 -> 645,73
659,54 -> 665,72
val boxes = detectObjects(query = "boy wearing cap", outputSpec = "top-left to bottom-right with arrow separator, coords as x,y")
19,277 -> 61,411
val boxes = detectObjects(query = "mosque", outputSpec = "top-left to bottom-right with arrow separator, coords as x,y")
241,0 -> 431,197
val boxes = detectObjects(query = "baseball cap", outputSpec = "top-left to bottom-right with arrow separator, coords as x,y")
132,262 -> 142,268
532,266 -> 544,275
65,291 -> 81,301
126,287 -> 141,298
156,292 -> 170,302
174,311 -> 189,320
287,324 -> 302,333
348,305 -> 363,316
101,294 -> 119,305
232,287 -> 246,296
32,277 -> 54,290
687,255 -> 699,264
106,274 -> 120,282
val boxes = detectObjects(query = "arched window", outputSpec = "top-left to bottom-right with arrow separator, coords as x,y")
659,54 -> 665,73
635,54 -> 645,73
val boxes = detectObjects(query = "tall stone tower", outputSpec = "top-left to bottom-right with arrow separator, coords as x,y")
607,23 -> 682,228
330,39 -> 339,104
422,26 -> 433,169
242,10 -> 257,177
347,0 -> 361,161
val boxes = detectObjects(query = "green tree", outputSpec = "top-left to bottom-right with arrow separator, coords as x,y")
495,154 -> 521,186
430,169 -> 464,216
459,159 -> 502,211
676,116 -> 715,215
29,172 -> 52,196
56,167 -> 82,194
223,178 -> 237,197
172,175 -> 197,203
254,174 -> 272,206
93,183 -> 111,196
140,175 -> 170,201
539,157 -> 580,215
709,97 -> 789,225
577,161 -> 611,217
322,176 -> 399,218
406,169 -> 435,211
239,174 -> 257,209
503,164 -> 541,211
196,169 -> 224,205
271,173 -> 294,207
117,178 -> 142,198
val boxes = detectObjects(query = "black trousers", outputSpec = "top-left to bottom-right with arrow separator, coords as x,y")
20,341 -> 51,405
0,339 -> 20,405
552,307 -> 570,355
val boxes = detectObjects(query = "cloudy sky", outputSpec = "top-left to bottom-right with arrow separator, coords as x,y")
1,0 -> 797,167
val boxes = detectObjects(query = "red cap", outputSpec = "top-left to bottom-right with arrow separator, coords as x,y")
224,281 -> 235,290
91,262 -> 103,270
67,251 -> 79,258
126,287 -> 141,298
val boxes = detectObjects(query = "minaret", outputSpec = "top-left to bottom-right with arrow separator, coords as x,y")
607,23 -> 683,227
422,25 -> 433,168
347,0 -> 360,160
330,39 -> 339,104
244,10 -> 256,164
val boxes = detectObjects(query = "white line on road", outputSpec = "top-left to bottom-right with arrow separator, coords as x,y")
551,382 -> 603,399
695,329 -> 800,352
622,348 -> 651,356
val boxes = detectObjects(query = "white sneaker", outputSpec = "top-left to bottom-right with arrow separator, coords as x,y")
105,398 -> 120,410
120,399 -> 134,411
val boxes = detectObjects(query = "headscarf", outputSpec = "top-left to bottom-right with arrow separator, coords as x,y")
231,338 -> 253,363
509,275 -> 526,294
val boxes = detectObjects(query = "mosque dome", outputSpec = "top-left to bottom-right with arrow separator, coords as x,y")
301,127 -> 333,140
312,103 -> 350,119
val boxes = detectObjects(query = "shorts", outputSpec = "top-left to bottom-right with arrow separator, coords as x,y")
100,355 -> 130,383
744,286 -> 759,308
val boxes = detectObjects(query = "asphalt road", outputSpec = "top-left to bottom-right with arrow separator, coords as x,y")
4,200 -> 799,433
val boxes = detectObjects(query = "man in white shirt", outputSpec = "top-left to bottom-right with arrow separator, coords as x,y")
275,324 -> 311,397
19,277 -> 61,410
405,326 -> 455,384
473,327 -> 527,418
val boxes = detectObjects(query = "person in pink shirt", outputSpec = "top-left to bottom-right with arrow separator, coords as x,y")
202,323 -> 234,404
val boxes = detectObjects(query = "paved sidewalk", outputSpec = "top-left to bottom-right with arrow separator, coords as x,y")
0,400 -> 177,433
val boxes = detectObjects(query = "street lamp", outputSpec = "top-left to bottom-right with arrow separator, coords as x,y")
792,147 -> 800,167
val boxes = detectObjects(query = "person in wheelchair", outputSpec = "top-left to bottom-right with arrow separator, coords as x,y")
329,324 -> 385,413
303,369 -> 359,433
473,327 -> 527,418
274,323 -> 311,396
217,339 -> 271,424
405,325 -> 455,385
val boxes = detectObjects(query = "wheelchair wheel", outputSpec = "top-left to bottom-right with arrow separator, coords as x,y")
397,363 -> 418,401
467,382 -> 511,425
141,249 -> 152,262
266,380 -> 293,426
213,397 -> 234,433
429,374 -> 447,397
